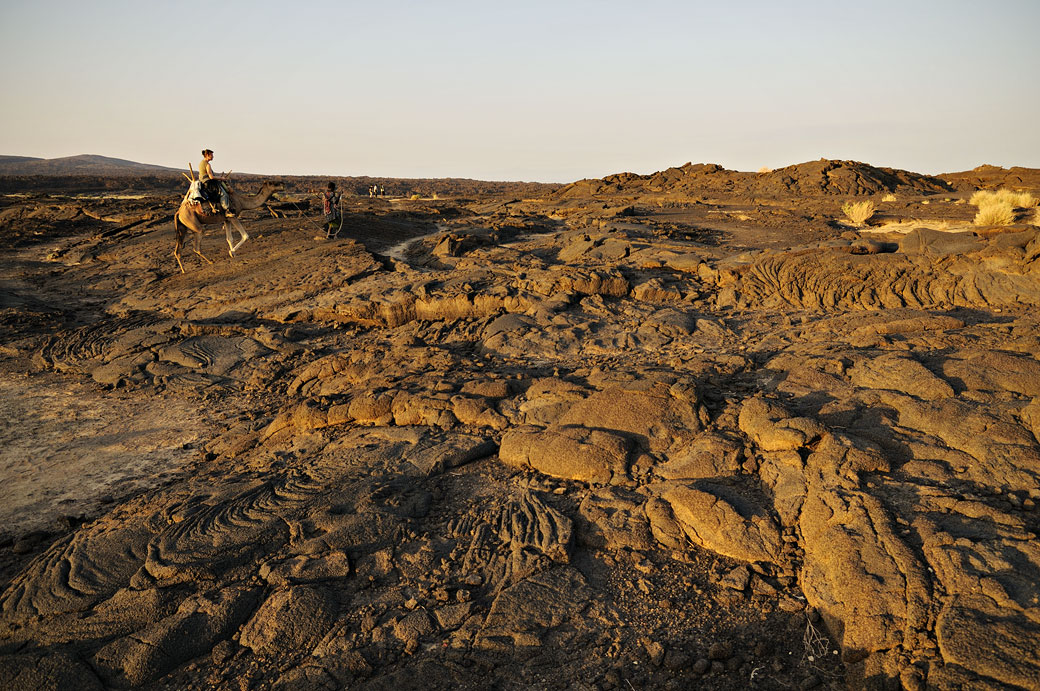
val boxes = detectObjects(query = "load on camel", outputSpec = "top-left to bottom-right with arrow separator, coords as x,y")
173,165 -> 280,273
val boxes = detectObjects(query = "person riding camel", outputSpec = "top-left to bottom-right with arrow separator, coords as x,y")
199,149 -> 234,217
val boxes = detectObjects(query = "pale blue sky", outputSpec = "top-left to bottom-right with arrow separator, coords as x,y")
1,0 -> 1037,181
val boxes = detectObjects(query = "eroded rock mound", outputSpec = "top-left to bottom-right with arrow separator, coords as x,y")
714,228 -> 1040,311
754,159 -> 952,196
553,158 -> 952,201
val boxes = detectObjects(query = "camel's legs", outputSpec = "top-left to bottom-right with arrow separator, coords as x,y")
174,233 -> 186,274
226,217 -> 250,256
192,230 -> 214,265
174,215 -> 185,273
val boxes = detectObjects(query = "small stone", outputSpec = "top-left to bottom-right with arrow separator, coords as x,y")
716,591 -> 741,606
211,639 -> 236,665
11,538 -> 36,555
645,640 -> 665,666
800,675 -> 820,689
751,576 -> 778,597
456,588 -> 471,602
708,641 -> 733,660
710,661 -> 726,675
404,598 -> 419,610
900,666 -> 926,691
692,658 -> 710,675
663,650 -> 689,671
719,565 -> 750,591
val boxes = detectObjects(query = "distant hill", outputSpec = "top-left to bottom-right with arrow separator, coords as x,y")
939,164 -> 1040,191
0,154 -> 183,176
556,159 -> 954,201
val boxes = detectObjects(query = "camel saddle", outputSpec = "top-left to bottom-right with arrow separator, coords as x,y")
185,179 -> 228,215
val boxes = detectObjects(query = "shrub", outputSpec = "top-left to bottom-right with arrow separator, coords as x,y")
757,166 -> 773,174
970,189 -> 1038,208
1007,190 -> 1038,207
841,200 -> 876,225
973,201 -> 1016,226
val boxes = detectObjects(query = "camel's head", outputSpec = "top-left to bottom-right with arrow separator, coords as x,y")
261,180 -> 283,199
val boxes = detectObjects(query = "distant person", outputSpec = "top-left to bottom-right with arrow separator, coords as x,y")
199,149 -> 233,216
379,185 -> 386,197
322,181 -> 341,238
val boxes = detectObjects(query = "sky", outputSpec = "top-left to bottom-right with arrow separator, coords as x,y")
1,0 -> 1038,182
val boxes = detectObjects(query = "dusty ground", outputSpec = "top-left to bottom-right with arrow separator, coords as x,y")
1,161 -> 1039,690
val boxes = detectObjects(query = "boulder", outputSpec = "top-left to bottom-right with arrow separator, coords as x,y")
662,485 -> 782,564
239,586 -> 338,657
499,425 -> 630,484
559,381 -> 703,453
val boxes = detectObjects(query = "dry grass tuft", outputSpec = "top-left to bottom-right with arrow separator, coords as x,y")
973,201 -> 1016,226
757,166 -> 773,174
970,189 -> 1038,209
882,193 -> 896,202
1034,207 -> 1040,226
842,200 -> 876,225
1012,191 -> 1037,207
802,617 -> 831,665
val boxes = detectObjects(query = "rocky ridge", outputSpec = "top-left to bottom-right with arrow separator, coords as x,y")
556,160 -> 955,202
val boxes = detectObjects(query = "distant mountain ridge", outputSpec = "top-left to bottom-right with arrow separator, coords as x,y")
3,154 -> 1038,192
0,154 -> 183,176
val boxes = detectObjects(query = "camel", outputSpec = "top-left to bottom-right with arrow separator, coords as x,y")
173,180 -> 280,273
